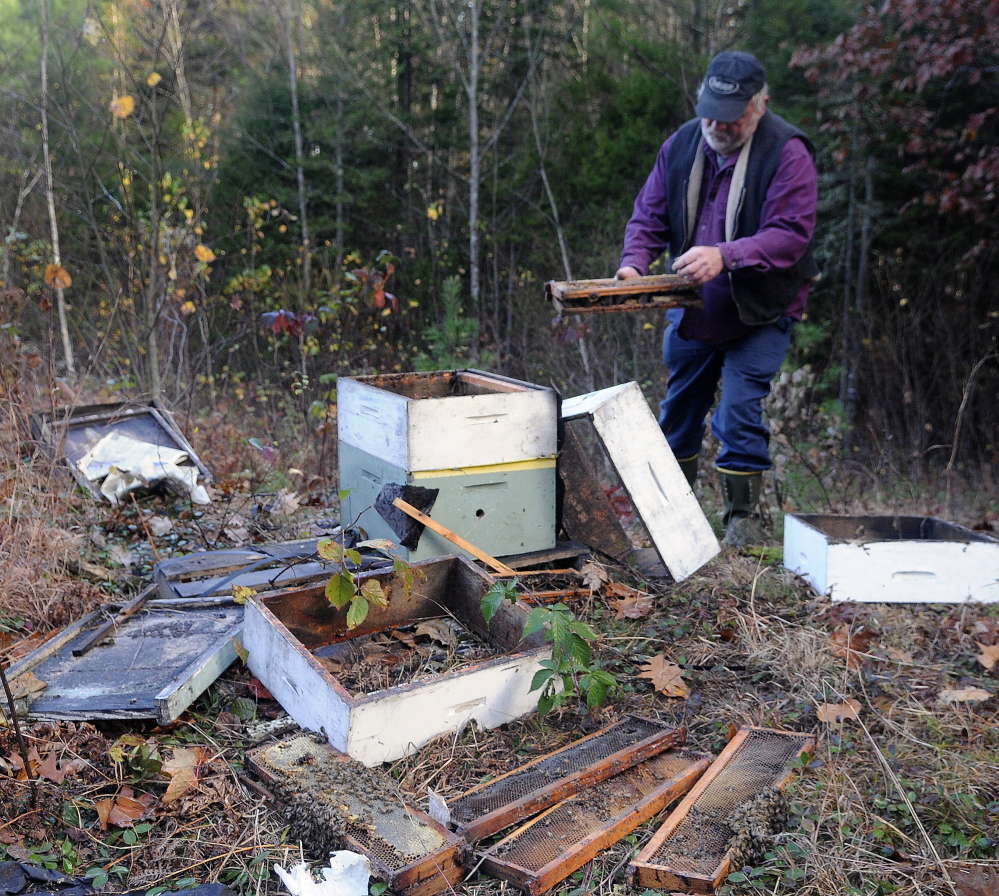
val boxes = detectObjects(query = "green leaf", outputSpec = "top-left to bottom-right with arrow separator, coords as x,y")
582,674 -> 608,710
726,872 -> 748,883
230,696 -> 256,721
317,538 -> 344,562
565,632 -> 592,668
481,581 -> 514,624
530,668 -> 554,693
345,548 -> 362,565
537,691 -> 557,718
568,618 -> 598,641
326,570 -> 355,609
346,595 -> 369,629
360,578 -> 388,607
522,607 -> 550,638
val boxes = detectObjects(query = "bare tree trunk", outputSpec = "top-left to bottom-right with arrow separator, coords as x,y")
283,0 -> 311,304
40,0 -> 76,382
843,155 -> 873,446
467,0 -> 481,340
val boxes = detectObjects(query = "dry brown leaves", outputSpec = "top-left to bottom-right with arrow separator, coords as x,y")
94,787 -> 157,829
828,624 -> 878,669
161,746 -> 211,805
638,655 -> 690,698
815,699 -> 861,723
975,642 -> 999,671
950,864 -> 999,896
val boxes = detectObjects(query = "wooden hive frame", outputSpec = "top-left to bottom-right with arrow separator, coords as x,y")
451,716 -> 687,842
628,726 -> 816,894
545,275 -> 701,316
478,749 -> 712,896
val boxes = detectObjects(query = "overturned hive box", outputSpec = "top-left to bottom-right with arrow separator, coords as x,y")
451,715 -> 687,842
246,734 -> 465,896
243,555 -> 551,766
479,748 -> 712,895
629,727 -> 815,894
338,370 -> 558,561
784,513 -> 999,603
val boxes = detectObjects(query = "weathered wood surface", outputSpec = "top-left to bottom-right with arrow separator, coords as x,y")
784,513 -> 999,603
562,383 -> 719,582
628,727 -> 816,894
452,716 -> 687,842
338,371 -> 558,471
3,598 -> 241,723
478,749 -> 711,895
546,275 -> 701,316
243,555 -> 552,766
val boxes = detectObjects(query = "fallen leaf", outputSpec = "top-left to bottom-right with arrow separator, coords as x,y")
950,864 -> 999,896
35,751 -> 88,784
43,263 -> 72,289
8,670 -> 47,700
580,561 -> 609,592
147,514 -> 173,536
223,514 -> 250,545
108,544 -> 134,569
232,585 -> 255,605
390,629 -> 417,648
94,787 -> 156,830
937,687 -> 993,705
611,593 -> 655,620
415,619 -> 458,647
161,746 -> 209,804
272,488 -> 300,516
816,699 -> 862,723
975,643 -> 999,671
109,95 -> 135,119
884,647 -> 914,665
828,624 -> 877,669
246,678 -> 272,699
638,655 -> 690,698
356,538 -> 396,553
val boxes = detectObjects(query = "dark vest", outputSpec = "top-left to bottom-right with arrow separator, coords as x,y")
665,113 -> 819,325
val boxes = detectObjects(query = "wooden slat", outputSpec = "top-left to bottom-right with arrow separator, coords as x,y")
546,275 -> 702,316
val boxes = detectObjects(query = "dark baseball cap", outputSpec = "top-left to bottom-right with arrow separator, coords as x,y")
695,52 -> 766,122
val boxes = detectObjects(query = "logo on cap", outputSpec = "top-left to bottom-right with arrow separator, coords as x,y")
708,76 -> 740,95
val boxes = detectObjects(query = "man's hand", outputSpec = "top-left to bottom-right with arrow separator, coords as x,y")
673,246 -> 724,285
615,266 -> 641,280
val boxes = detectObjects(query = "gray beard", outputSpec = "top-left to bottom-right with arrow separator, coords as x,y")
701,124 -> 745,158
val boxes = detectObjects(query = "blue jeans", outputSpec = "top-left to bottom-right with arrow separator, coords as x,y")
659,316 -> 795,472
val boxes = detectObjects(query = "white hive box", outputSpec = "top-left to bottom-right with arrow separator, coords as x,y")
338,370 -> 559,560
783,513 -> 999,603
243,555 -> 551,766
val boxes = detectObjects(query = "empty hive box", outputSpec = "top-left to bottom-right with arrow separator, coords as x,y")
479,748 -> 712,896
451,715 -> 687,842
247,734 -> 465,896
784,513 -> 999,603
242,555 -> 551,765
338,370 -> 558,561
629,727 -> 815,894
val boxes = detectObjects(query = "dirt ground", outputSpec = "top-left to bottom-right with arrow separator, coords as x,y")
1,372 -> 998,896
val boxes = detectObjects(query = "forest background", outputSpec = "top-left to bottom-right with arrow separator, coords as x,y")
1,0 -> 997,497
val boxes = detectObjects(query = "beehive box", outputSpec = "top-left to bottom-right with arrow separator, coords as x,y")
242,555 -> 551,766
338,370 -> 559,561
783,513 -> 999,603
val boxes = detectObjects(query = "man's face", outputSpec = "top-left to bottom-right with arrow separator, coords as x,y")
701,98 -> 768,157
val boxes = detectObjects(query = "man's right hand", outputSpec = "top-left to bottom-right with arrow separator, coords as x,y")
615,266 -> 641,280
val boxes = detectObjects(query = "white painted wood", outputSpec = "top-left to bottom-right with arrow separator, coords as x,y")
155,630 -> 240,724
338,373 -> 558,471
346,651 -> 550,766
562,382 -> 719,581
784,514 -> 999,603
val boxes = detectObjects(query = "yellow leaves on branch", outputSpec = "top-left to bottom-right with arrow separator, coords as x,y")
194,244 -> 216,263
110,95 -> 135,119
146,72 -> 162,87
638,654 -> 690,698
44,263 -> 71,289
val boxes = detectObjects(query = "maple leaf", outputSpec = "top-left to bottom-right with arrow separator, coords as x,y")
828,624 -> 877,670
231,585 -> 255,605
974,643 -> 999,671
816,698 -> 862,724
638,655 -> 690,698
36,751 -> 88,784
94,787 -> 156,830
951,864 -> 999,896
611,593 -> 655,620
937,687 -> 993,705
161,746 -> 209,805
579,561 -> 610,592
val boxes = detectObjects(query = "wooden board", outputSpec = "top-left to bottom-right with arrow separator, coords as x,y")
1,596 -> 241,724
629,727 -> 815,894
784,513 -> 999,603
246,735 -> 466,896
479,749 -> 712,895
562,383 -> 719,582
338,370 -> 558,471
451,716 -> 687,842
546,275 -> 701,317
242,555 -> 552,766
30,400 -> 212,500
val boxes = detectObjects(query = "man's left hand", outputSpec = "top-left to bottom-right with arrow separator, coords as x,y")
673,246 -> 724,285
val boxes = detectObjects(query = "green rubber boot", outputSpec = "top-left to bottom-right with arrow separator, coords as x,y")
677,455 -> 698,488
718,469 -> 764,547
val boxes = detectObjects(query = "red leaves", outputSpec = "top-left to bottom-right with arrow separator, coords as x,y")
350,265 -> 398,312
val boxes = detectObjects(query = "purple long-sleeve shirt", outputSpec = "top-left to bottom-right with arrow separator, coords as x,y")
620,125 -> 818,343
